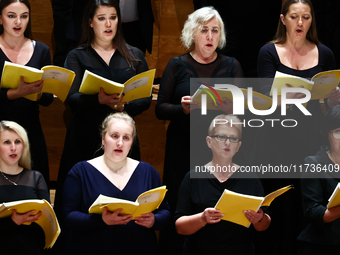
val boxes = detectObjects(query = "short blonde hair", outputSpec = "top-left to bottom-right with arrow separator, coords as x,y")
181,6 -> 226,50
208,114 -> 242,139
0,121 -> 31,169
101,112 -> 137,143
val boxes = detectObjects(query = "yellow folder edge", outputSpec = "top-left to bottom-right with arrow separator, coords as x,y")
0,199 -> 60,249
122,69 -> 156,102
41,66 -> 76,102
261,185 -> 293,207
88,185 -> 167,220
0,62 -> 75,102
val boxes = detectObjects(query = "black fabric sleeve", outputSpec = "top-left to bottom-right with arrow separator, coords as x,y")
300,156 -> 327,228
0,88 -> 10,104
0,217 -> 20,231
63,167 -> 107,231
317,44 -> 337,109
65,50 -> 83,97
147,164 -> 171,230
232,58 -> 245,78
123,48 -> 151,117
37,42 -> 53,107
34,171 -> 50,202
257,44 -> 277,96
253,178 -> 269,215
124,96 -> 152,117
64,49 -> 97,111
64,49 -> 104,113
300,177 -> 326,228
155,58 -> 186,121
319,44 -> 336,70
174,172 -> 193,221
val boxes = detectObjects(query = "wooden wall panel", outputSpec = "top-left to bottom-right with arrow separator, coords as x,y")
134,101 -> 169,180
30,0 -> 54,58
39,99 -> 67,182
158,0 -> 193,77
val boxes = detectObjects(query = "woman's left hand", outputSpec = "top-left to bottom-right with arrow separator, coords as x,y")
326,87 -> 340,106
181,96 -> 200,114
101,207 -> 133,225
243,208 -> 264,224
11,209 -> 42,225
210,97 -> 233,114
134,213 -> 155,228
98,88 -> 126,110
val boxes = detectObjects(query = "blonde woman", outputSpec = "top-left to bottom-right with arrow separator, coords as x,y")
0,120 -> 49,254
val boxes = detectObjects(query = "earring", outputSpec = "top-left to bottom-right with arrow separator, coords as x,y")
101,144 -> 104,149
283,22 -> 285,26
0,22 -> 2,25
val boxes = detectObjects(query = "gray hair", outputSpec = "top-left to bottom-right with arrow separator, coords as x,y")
180,6 -> 226,50
208,114 -> 242,139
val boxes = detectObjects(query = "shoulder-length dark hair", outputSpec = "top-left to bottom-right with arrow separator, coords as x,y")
271,0 -> 319,45
0,0 -> 32,39
80,0 -> 137,67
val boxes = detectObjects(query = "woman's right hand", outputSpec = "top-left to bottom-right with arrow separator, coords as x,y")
201,208 -> 224,225
98,87 -> 125,110
181,96 -> 200,114
101,207 -> 133,225
11,209 -> 42,225
210,97 -> 233,114
7,76 -> 43,100
284,84 -> 306,99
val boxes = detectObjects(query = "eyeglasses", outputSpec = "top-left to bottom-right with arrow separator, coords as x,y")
330,130 -> 340,139
210,135 -> 241,143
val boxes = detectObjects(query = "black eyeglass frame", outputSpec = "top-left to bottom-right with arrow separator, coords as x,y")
209,135 -> 241,143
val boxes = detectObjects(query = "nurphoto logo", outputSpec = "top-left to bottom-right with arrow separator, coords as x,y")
200,84 -> 312,116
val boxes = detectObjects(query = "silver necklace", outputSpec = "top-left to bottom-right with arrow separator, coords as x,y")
0,171 -> 20,185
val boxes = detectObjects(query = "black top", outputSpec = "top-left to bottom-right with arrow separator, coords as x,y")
65,44 -> 150,117
257,43 -> 336,95
156,52 -> 244,124
56,44 -> 151,220
155,52 -> 243,142
298,145 -> 340,246
0,41 -> 53,183
154,52 -> 244,210
63,161 -> 170,255
254,43 -> 337,255
0,169 -> 49,255
175,170 -> 265,255
255,43 -> 336,166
